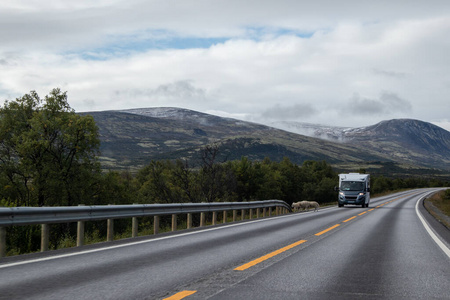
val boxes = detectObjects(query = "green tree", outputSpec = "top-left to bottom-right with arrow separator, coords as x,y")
94,171 -> 136,205
199,144 -> 226,202
172,159 -> 200,203
256,163 -> 285,200
278,157 -> 304,204
0,88 -> 100,207
136,160 -> 177,203
300,160 -> 336,203
372,176 -> 392,194
230,157 -> 260,201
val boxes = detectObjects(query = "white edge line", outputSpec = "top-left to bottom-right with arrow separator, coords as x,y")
415,192 -> 450,259
0,211 -> 300,269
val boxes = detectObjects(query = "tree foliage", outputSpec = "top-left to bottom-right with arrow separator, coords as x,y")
0,89 -> 100,207
132,154 -> 340,206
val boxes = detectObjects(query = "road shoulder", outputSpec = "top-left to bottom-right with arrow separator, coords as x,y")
424,198 -> 450,229
419,197 -> 450,248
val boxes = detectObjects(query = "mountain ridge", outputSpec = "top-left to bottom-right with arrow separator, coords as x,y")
269,118 -> 450,171
82,107 -> 450,175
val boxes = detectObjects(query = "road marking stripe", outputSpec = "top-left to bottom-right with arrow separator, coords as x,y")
415,195 -> 450,259
163,290 -> 197,300
343,216 -> 357,223
315,224 -> 340,236
368,209 -> 375,211
358,211 -> 367,216
234,239 -> 307,271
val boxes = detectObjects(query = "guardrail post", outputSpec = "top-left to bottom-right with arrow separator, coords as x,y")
172,214 -> 177,231
107,204 -> 114,242
77,220 -> 85,246
154,216 -> 159,235
268,207 -> 272,217
77,204 -> 85,246
223,211 -> 227,223
263,208 -> 266,217
200,212 -> 205,227
107,218 -> 114,242
41,224 -> 50,252
257,208 -> 260,218
241,209 -> 245,221
212,211 -> 217,225
132,217 -> 138,238
187,213 -> 192,229
233,210 -> 237,222
132,203 -> 138,238
249,208 -> 253,219
0,227 -> 6,257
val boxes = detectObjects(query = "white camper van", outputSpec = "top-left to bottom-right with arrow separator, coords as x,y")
337,173 -> 370,207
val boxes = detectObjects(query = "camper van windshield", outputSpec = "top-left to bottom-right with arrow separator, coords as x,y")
341,181 -> 364,191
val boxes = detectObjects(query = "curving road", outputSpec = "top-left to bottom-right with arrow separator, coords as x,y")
0,189 -> 449,299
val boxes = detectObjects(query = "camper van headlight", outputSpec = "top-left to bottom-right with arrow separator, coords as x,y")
359,192 -> 365,197
339,192 -> 344,196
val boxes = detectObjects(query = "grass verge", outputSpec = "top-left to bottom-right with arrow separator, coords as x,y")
424,190 -> 450,229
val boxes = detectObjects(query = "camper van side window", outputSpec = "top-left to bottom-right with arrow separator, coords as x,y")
341,181 -> 364,191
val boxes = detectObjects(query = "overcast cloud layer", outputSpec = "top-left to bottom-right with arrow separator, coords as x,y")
1,0 -> 449,130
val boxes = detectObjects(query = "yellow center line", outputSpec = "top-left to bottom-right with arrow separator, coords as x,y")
234,239 -> 307,271
234,193 -> 421,274
163,290 -> 197,300
343,216 -> 357,223
315,224 -> 340,236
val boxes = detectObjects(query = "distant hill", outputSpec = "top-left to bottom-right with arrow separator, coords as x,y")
343,119 -> 450,168
82,108 -> 450,176
270,118 -> 450,171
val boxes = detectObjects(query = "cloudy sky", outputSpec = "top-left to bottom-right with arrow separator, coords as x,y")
1,0 -> 449,130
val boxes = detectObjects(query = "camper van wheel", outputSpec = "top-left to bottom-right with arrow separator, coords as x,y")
361,203 -> 366,208
338,203 -> 343,207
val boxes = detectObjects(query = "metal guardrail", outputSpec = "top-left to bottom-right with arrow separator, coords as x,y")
0,200 -> 292,257
0,200 -> 291,226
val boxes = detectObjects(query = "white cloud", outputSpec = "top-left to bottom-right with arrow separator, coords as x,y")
0,0 -> 449,131
347,92 -> 412,115
261,103 -> 318,120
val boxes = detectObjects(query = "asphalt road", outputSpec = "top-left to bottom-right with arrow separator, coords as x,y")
0,189 -> 449,299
